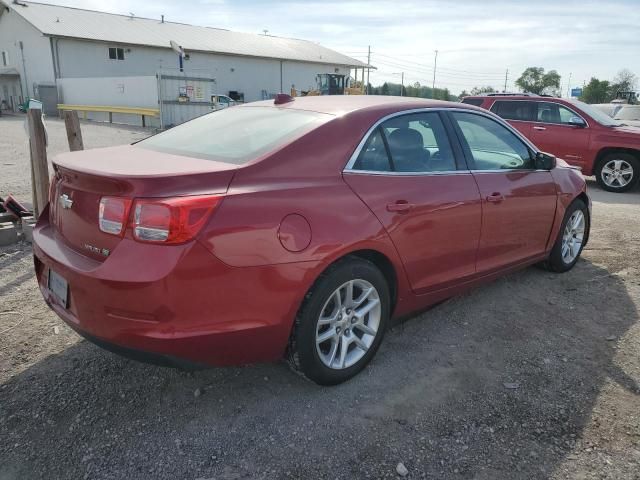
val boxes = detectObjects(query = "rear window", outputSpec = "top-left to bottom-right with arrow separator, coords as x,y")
490,100 -> 536,121
138,107 -> 331,164
461,98 -> 484,107
615,106 -> 640,121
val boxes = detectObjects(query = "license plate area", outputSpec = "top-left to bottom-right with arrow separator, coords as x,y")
48,269 -> 69,308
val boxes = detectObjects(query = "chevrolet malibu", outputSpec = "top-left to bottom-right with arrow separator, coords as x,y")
34,96 -> 590,385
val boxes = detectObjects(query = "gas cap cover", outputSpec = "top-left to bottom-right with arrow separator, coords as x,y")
278,214 -> 311,252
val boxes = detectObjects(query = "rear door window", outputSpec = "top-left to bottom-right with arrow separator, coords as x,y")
352,112 -> 457,173
490,100 -> 536,122
353,129 -> 392,171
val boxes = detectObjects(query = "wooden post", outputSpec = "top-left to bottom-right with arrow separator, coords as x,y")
63,110 -> 84,151
27,109 -> 50,218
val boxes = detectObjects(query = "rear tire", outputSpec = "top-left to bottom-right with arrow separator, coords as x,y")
542,199 -> 589,273
595,152 -> 639,193
287,257 -> 390,385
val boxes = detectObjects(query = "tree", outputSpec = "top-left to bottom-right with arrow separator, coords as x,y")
458,90 -> 470,98
609,68 -> 638,99
381,82 -> 390,95
515,67 -> 561,95
580,77 -> 611,104
470,86 -> 496,95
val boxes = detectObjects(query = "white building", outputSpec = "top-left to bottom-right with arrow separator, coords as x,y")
0,0 -> 367,126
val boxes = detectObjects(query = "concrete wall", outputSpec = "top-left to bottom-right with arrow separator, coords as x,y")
0,7 -> 55,99
57,76 -> 158,107
57,76 -> 159,126
54,38 -> 350,102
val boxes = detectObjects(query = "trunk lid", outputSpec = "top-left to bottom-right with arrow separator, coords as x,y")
50,145 -> 236,261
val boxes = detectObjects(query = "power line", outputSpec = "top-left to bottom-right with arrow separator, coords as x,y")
372,61 -> 504,86
372,52 -> 507,76
372,58 -> 506,81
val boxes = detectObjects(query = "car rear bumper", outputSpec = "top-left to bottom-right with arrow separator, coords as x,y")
32,207 -> 319,366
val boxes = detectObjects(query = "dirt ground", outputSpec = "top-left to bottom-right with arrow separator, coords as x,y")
0,115 -> 639,480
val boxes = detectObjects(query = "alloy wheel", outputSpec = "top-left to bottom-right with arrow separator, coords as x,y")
561,210 -> 585,264
315,279 -> 381,370
601,159 -> 634,188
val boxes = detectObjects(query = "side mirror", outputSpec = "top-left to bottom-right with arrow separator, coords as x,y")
568,116 -> 586,128
535,152 -> 556,170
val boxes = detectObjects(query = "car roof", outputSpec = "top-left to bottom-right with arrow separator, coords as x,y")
464,94 -> 565,102
242,95 -> 475,116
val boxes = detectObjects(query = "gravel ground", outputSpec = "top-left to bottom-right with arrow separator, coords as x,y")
1,115 -> 639,479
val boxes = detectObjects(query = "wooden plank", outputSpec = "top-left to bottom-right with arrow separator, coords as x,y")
27,109 -> 50,218
63,110 -> 84,152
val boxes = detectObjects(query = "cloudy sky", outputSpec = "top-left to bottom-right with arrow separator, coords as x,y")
38,0 -> 640,95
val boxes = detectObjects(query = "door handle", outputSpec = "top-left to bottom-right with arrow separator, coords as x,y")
533,126 -> 546,131
486,192 -> 505,203
387,201 -> 414,212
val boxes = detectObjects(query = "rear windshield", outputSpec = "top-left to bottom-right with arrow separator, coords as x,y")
614,106 -> 640,121
138,106 -> 331,164
461,98 -> 484,107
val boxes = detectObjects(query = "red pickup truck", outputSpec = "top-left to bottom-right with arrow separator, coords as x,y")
462,94 -> 640,192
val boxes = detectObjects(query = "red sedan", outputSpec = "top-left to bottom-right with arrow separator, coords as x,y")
33,95 -> 590,385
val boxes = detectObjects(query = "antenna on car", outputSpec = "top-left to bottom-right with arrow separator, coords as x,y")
274,93 -> 295,105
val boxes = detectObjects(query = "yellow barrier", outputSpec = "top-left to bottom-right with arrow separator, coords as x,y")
57,104 -> 159,127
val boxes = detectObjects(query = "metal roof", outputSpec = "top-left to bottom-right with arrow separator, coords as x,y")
6,1 -> 368,68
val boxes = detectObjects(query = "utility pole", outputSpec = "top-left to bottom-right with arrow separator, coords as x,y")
392,72 -> 404,95
432,49 -> 438,91
566,72 -> 572,98
504,69 -> 509,92
366,45 -> 371,95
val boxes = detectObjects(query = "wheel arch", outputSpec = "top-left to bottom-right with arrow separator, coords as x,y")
574,192 -> 591,248
594,147 -> 640,169
345,249 -> 398,311
285,247 -> 400,365
290,248 -> 399,325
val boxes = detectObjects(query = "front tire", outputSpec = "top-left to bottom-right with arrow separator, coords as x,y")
543,199 -> 589,273
287,257 -> 390,385
595,152 -> 639,193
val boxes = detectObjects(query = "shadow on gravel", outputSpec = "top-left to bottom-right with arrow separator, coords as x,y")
0,259 -> 637,480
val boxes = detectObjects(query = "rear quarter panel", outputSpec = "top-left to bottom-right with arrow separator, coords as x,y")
197,113 -> 415,314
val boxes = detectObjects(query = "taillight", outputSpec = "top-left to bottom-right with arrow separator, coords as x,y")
132,195 -> 221,244
99,197 -> 132,236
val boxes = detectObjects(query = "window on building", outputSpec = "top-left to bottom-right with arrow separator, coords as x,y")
1,51 -> 8,67
108,47 -> 125,60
